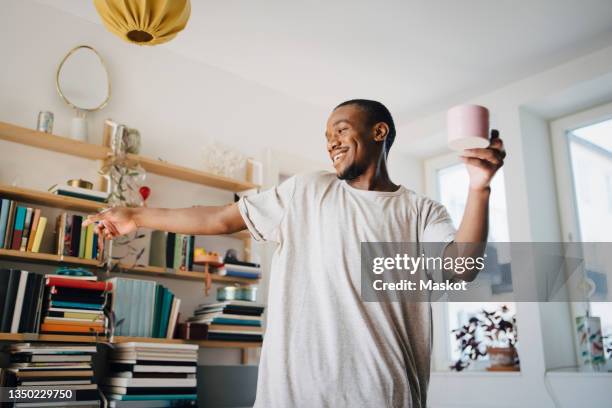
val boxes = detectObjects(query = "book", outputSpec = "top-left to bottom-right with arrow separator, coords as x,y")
40,323 -> 104,334
25,209 -> 41,252
19,207 -> 33,251
158,289 -> 174,338
11,206 -> 26,250
109,363 -> 196,374
104,377 -> 196,388
78,224 -> 87,258
165,233 -> 175,269
4,200 -> 16,249
70,215 -> 83,257
148,231 -> 167,268
85,223 -> 95,259
10,270 -> 29,333
46,276 -> 112,291
30,216 -> 47,253
48,184 -> 109,202
166,298 -> 180,339
55,213 -> 66,255
63,213 -> 73,256
0,198 -> 10,248
2,270 -> 21,332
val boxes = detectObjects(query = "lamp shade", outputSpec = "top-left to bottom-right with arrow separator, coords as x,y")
94,0 -> 191,46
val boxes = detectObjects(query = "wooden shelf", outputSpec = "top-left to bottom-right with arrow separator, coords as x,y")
127,154 -> 258,192
0,248 -> 102,267
118,264 -> 260,285
0,184 -> 107,212
0,250 -> 258,285
0,122 -> 108,160
0,121 -> 259,192
0,333 -> 262,349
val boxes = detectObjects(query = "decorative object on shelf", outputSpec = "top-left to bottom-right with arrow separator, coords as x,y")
200,141 -> 248,180
99,120 -> 147,274
247,158 -> 263,185
450,305 -> 519,372
56,45 -> 111,142
67,179 -> 94,190
575,314 -> 606,371
36,111 -> 54,133
139,185 -> 151,202
94,0 -> 191,46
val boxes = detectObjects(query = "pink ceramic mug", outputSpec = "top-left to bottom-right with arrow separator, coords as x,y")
447,104 -> 490,151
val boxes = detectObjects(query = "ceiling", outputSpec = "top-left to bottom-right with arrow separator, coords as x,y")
38,0 -> 612,124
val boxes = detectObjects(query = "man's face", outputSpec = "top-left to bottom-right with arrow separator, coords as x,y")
325,104 -> 376,180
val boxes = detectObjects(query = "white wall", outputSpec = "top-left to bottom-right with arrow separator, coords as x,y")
402,45 -> 612,407
0,0 -> 332,365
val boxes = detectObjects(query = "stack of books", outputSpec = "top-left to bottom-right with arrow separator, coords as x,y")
40,275 -> 111,338
49,184 -> 109,203
149,231 -> 195,272
2,342 -> 101,407
0,200 -> 47,252
188,301 -> 264,342
0,269 -> 46,334
56,213 -> 100,260
108,278 -> 180,338
103,342 -> 197,407
216,262 -> 261,280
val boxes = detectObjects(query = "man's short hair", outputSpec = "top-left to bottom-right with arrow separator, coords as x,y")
335,99 -> 396,155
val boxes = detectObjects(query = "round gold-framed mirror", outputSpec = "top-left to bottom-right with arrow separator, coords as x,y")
56,45 -> 111,112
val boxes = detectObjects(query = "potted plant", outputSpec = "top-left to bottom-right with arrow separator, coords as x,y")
450,305 -> 519,371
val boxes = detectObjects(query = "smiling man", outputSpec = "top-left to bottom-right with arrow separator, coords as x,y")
85,99 -> 505,407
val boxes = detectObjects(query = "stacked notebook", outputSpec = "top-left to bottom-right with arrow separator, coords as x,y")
188,301 -> 264,342
2,342 -> 101,407
216,263 -> 261,280
103,342 -> 197,407
49,184 -> 109,203
0,199 -> 48,252
56,213 -> 100,260
108,278 -> 180,338
40,275 -> 111,338
0,269 -> 46,334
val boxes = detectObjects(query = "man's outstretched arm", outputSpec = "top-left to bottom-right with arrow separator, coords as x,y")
82,203 -> 246,241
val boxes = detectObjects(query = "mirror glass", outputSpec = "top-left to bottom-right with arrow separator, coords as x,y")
57,46 -> 110,111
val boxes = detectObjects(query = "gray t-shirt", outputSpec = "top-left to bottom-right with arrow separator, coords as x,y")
238,171 -> 456,408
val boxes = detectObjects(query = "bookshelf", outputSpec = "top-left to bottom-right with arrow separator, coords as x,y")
0,120 -> 264,359
0,121 -> 259,192
0,333 -> 262,349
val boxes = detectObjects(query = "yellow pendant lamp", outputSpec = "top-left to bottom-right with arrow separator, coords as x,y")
93,0 -> 191,46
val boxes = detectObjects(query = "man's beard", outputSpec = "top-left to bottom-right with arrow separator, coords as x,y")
336,161 -> 366,180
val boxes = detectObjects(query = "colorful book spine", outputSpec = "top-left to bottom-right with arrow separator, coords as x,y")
11,206 -> 26,250
3,201 -> 16,249
0,198 -> 10,248
85,223 -> 95,259
19,207 -> 33,251
26,208 -> 41,252
78,224 -> 87,258
31,217 -> 47,253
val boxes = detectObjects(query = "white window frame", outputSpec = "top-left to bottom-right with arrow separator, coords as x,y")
424,152 -> 469,371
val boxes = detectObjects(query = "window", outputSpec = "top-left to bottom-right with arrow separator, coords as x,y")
426,154 -> 515,371
566,118 -> 612,363
551,103 -> 612,369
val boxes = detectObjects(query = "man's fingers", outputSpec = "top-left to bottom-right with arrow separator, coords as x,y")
462,148 -> 503,165
460,156 -> 493,170
82,214 -> 101,227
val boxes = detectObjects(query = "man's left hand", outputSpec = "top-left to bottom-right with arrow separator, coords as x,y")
460,129 -> 506,191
